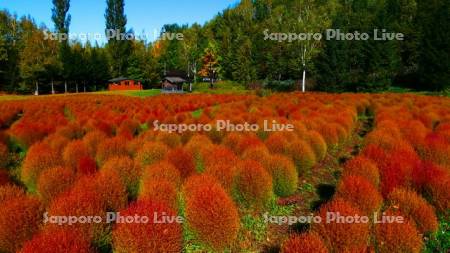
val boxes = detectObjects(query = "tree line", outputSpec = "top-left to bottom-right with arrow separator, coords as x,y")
0,0 -> 448,94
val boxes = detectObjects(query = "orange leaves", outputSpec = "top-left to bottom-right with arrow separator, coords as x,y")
112,200 -> 183,253
183,174 -> 240,251
281,233 -> 328,253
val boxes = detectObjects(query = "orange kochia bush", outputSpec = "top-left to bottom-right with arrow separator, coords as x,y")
166,147 -> 195,178
20,228 -> 94,253
142,161 -> 182,187
101,156 -> 141,198
63,140 -> 90,170
0,142 -> 8,168
374,209 -> 423,253
234,160 -> 273,208
36,166 -> 76,204
313,198 -> 370,252
335,175 -> 383,215
412,161 -> 450,213
281,233 -> 328,253
112,200 -> 183,253
0,196 -> 43,253
21,142 -> 61,190
139,179 -> 178,210
387,188 -> 438,234
183,174 -> 240,251
134,141 -> 169,167
343,156 -> 380,188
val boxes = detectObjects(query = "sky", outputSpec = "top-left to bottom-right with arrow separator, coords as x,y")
1,0 -> 238,43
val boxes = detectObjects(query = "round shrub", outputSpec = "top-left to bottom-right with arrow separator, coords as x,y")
63,140 -> 90,170
412,161 -> 450,213
142,161 -> 181,187
45,134 -> 70,152
313,198 -> 370,252
0,143 -> 9,168
307,130 -> 328,162
94,169 -> 128,212
287,139 -> 316,172
155,132 -> 181,148
281,233 -> 328,253
112,200 -> 182,253
20,228 -> 94,253
82,130 -> 107,156
77,156 -> 97,175
139,179 -> 178,210
202,146 -> 238,190
387,188 -> 438,234
96,136 -> 130,166
134,141 -> 169,168
0,170 -> 10,186
0,196 -> 43,253
166,147 -> 195,178
264,154 -> 298,197
335,175 -> 383,215
102,156 -> 141,198
374,209 -> 423,253
242,145 -> 271,165
234,160 -> 273,209
47,179 -> 108,243
0,184 -> 25,203
36,166 -> 76,205
343,156 -> 380,188
21,142 -> 61,190
265,132 -> 289,154
420,133 -> 450,169
183,174 -> 240,251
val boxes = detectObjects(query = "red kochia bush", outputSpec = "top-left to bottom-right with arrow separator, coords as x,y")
102,156 -> 141,198
142,161 -> 182,187
20,228 -> 94,253
343,156 -> 380,188
0,170 -> 10,186
166,147 -> 195,178
0,143 -> 8,168
281,233 -> 328,253
47,178 -> 107,243
387,188 -> 438,234
183,174 -> 240,251
313,198 -> 370,252
336,176 -> 383,215
0,196 -> 43,253
412,161 -> 450,213
36,166 -> 76,204
264,154 -> 298,197
419,133 -> 450,169
112,200 -> 183,253
82,130 -> 107,156
265,132 -> 289,154
203,146 -> 238,191
77,156 -> 97,175
374,210 -> 423,253
63,140 -> 90,170
134,141 -> 169,167
234,160 -> 273,208
21,142 -> 61,190
96,136 -> 130,165
139,179 -> 178,210
0,184 -> 25,203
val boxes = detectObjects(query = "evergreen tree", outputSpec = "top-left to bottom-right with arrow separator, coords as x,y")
105,0 -> 130,77
417,0 -> 450,90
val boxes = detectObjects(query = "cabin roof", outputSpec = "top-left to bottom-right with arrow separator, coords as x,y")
109,77 -> 132,82
163,76 -> 186,84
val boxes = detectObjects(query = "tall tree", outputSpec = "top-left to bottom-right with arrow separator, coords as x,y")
417,0 -> 450,90
105,0 -> 130,77
52,0 -> 71,93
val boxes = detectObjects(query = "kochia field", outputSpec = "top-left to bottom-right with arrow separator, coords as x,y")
0,92 -> 448,253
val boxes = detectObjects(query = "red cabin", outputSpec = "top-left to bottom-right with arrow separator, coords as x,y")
108,77 -> 143,91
